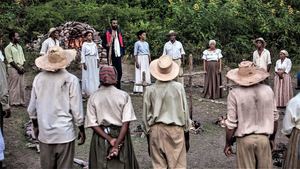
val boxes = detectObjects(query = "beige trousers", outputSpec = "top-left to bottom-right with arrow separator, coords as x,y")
236,135 -> 272,169
149,123 -> 186,169
7,67 -> 25,105
40,141 -> 75,169
173,59 -> 184,85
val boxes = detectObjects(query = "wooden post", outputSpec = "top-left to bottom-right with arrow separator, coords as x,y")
188,54 -> 193,120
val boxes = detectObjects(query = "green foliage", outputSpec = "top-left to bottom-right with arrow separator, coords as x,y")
1,0 -> 300,65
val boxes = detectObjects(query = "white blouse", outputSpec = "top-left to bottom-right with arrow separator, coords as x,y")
275,58 -> 292,74
202,49 -> 223,61
80,42 -> 99,63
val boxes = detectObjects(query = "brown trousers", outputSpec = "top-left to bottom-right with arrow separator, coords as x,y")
173,59 -> 184,85
149,123 -> 186,169
236,135 -> 272,169
40,141 -> 75,169
7,67 -> 25,105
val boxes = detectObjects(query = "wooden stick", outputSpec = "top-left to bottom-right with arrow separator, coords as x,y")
180,71 -> 206,77
188,54 -> 193,120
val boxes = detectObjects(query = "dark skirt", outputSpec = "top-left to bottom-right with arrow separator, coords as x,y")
283,128 -> 300,169
203,61 -> 222,99
89,125 -> 139,169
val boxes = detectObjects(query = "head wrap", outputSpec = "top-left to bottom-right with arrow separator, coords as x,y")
100,65 -> 117,86
280,50 -> 289,57
209,39 -> 216,46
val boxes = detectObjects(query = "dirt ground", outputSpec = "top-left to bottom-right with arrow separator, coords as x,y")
3,62 -> 292,169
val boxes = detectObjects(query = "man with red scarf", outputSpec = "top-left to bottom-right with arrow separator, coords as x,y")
102,18 -> 125,89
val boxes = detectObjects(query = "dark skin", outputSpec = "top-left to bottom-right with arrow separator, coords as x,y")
256,41 -> 271,72
50,30 -> 59,41
203,42 -> 222,73
82,32 -> 100,70
9,33 -> 25,74
135,32 -> 151,69
169,34 -> 185,64
106,20 -> 118,48
276,52 -> 287,79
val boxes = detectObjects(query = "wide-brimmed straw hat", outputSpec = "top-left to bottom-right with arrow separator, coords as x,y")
35,46 -> 76,72
226,61 -> 270,86
150,55 -> 179,81
48,27 -> 58,37
254,37 -> 267,47
167,30 -> 177,36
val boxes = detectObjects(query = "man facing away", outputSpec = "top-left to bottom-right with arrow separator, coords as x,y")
143,55 -> 191,169
40,27 -> 60,55
224,61 -> 279,169
27,46 -> 85,169
102,18 -> 125,89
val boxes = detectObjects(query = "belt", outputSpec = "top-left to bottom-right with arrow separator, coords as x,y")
207,60 -> 218,62
173,58 -> 181,60
238,133 -> 269,138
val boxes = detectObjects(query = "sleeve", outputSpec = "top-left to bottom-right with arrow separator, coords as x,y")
285,59 -> 292,74
267,50 -> 271,64
181,85 -> 191,131
180,42 -> 185,55
202,50 -> 207,60
252,51 -> 256,65
133,42 -> 138,56
225,91 -> 238,129
282,101 -> 296,135
274,60 -> 279,72
122,94 -> 137,123
80,44 -> 86,63
218,49 -> 223,59
20,46 -> 25,62
4,46 -> 13,63
95,43 -> 99,60
273,98 -> 279,121
40,40 -> 47,55
27,77 -> 38,119
69,77 -> 84,126
162,43 -> 167,56
84,96 -> 99,128
142,87 -> 152,134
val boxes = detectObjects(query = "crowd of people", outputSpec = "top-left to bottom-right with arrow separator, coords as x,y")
0,18 -> 299,169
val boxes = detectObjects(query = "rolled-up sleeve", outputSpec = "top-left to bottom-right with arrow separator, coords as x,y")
69,77 -> 84,126
225,91 -> 238,129
122,95 -> 137,123
4,46 -> 13,63
27,78 -> 37,119
84,96 -> 98,128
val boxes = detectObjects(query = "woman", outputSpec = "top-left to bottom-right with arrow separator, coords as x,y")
274,50 -> 293,108
202,40 -> 223,99
133,30 -> 151,93
81,31 -> 100,96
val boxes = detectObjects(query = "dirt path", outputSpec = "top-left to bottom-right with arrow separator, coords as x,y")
3,63 -> 289,169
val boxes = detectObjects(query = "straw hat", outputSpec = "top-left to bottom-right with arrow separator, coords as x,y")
254,37 -> 266,47
35,46 -> 76,72
48,27 -> 58,37
150,55 -> 179,81
226,61 -> 270,86
167,30 -> 177,36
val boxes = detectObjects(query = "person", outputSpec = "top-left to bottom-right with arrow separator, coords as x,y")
202,39 -> 223,99
224,61 -> 279,169
282,93 -> 300,169
40,27 -> 60,55
133,30 -> 151,93
85,65 -> 139,169
102,18 -> 125,89
143,55 -> 191,169
253,37 -> 271,72
274,50 -> 293,108
27,46 -> 85,169
81,31 -> 100,96
162,30 -> 185,84
4,31 -> 26,106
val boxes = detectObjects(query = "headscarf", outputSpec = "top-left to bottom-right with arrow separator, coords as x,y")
280,50 -> 289,57
100,65 -> 117,85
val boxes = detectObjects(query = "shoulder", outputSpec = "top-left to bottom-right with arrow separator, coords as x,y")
286,58 -> 292,63
176,41 -> 183,45
203,49 -> 209,55
4,43 -> 12,49
216,49 -> 222,53
257,84 -> 273,93
264,49 -> 270,54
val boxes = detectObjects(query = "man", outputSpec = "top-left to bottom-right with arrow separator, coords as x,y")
143,55 -> 191,169
4,31 -> 26,106
85,65 -> 139,169
253,37 -> 271,72
224,61 -> 279,169
102,18 -> 125,89
281,93 -> 300,169
40,27 -> 60,55
27,46 -> 85,169
162,30 -> 185,84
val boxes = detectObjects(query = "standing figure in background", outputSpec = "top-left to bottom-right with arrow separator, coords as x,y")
202,40 -> 223,99
133,30 -> 151,93
40,28 -> 60,55
274,50 -> 293,108
163,30 -> 185,84
102,18 -> 125,89
4,31 -> 26,107
81,31 -> 100,97
253,37 -> 271,72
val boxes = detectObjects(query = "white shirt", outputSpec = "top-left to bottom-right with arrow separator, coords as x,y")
282,93 -> 300,135
0,51 -> 4,62
40,37 -> 60,55
163,40 -> 185,60
27,69 -> 84,144
275,58 -> 292,74
202,49 -> 223,61
80,42 -> 99,63
253,48 -> 271,71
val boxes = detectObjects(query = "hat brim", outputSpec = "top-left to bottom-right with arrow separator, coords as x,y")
35,50 -> 76,72
150,59 -> 179,81
254,39 -> 266,47
168,32 -> 177,36
226,68 -> 270,86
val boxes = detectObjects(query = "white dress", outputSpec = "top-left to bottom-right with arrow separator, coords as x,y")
81,42 -> 100,96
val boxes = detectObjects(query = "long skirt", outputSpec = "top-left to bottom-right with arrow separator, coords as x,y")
203,61 -> 222,99
274,73 -> 293,107
89,125 -> 139,169
7,67 -> 25,105
82,55 -> 100,96
283,128 -> 300,169
133,55 -> 151,93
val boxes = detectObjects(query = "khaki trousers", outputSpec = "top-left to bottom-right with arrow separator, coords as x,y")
40,141 -> 75,169
7,67 -> 25,105
149,123 -> 186,169
173,59 -> 184,85
236,135 -> 272,169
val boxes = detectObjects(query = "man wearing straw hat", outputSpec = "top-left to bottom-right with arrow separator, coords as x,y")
253,37 -> 271,72
40,27 -> 60,55
27,46 -> 85,169
143,55 -> 191,169
224,61 -> 279,169
163,30 -> 185,85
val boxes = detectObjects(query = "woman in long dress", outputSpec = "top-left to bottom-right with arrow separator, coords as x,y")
81,31 -> 100,96
202,40 -> 223,99
273,50 -> 293,108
